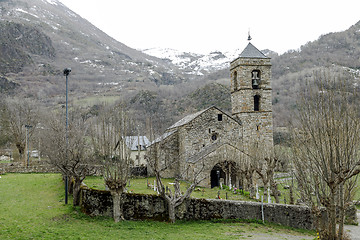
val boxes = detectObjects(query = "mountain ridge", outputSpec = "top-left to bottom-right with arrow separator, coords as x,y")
0,0 -> 190,100
1,0 -> 359,132
141,47 -> 279,76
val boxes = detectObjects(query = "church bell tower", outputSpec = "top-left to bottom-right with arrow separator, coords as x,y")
230,39 -> 273,151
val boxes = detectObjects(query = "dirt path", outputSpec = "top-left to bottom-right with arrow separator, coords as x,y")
345,211 -> 360,240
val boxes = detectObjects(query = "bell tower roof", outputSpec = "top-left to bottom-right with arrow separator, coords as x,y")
239,42 -> 269,59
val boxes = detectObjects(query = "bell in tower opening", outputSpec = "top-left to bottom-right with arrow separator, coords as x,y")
252,70 -> 261,89
229,39 -> 273,153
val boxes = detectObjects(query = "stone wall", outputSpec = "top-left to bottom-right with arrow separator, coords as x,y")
80,186 -> 336,230
0,161 -> 144,177
155,107 -> 246,188
0,161 -> 59,174
230,58 -> 272,92
178,107 -> 243,162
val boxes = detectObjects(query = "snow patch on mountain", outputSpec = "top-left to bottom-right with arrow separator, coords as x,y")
16,8 -> 40,18
42,0 -> 58,5
142,48 -> 243,75
143,48 -> 202,68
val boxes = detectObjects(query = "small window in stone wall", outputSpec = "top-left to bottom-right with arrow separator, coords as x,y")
254,95 -> 260,111
218,114 -> 223,121
233,71 -> 238,91
211,133 -> 218,141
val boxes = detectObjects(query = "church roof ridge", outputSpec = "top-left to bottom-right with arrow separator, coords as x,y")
167,107 -> 213,130
167,106 -> 240,131
239,42 -> 268,59
151,129 -> 177,145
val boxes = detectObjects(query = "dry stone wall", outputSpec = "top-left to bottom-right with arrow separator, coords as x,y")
0,161 -> 59,174
80,186 -> 353,230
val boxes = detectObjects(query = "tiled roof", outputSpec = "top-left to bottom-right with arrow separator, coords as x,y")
239,42 -> 268,59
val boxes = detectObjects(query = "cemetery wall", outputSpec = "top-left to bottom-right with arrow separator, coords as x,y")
80,186 -> 356,230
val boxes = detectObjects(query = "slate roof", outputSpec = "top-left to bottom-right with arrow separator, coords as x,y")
239,42 -> 268,59
167,108 -> 209,130
151,129 -> 177,145
125,136 -> 150,151
167,106 -> 241,131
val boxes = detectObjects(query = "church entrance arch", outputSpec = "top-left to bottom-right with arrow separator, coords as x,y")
210,164 -> 225,188
210,161 -> 237,188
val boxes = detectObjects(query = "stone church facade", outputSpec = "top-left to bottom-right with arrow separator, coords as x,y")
150,42 -> 273,188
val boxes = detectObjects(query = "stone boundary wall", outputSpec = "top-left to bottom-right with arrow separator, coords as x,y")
0,162 -> 146,177
0,161 -> 59,174
80,186 -> 320,230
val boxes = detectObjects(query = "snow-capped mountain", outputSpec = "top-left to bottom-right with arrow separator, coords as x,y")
0,0 -> 187,98
142,48 -> 244,76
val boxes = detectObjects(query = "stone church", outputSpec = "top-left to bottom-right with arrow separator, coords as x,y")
150,41 -> 273,188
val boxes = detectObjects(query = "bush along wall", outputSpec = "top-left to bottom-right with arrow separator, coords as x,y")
79,185 -> 360,230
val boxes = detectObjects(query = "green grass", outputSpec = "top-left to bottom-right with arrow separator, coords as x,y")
354,176 -> 360,201
85,175 -> 303,204
85,176 -> 256,201
0,173 -> 316,240
86,172 -> 356,206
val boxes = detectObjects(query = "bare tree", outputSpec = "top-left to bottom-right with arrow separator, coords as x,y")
0,98 -> 38,162
255,156 -> 280,203
233,151 -> 256,197
291,71 -> 360,240
42,109 -> 96,206
91,104 -> 132,222
244,142 -> 279,201
147,128 -> 205,223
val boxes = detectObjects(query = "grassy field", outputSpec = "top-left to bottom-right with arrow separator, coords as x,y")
0,173 -> 316,240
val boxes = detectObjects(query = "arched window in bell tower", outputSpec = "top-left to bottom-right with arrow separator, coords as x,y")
233,71 -> 238,91
254,95 -> 260,111
251,70 -> 261,89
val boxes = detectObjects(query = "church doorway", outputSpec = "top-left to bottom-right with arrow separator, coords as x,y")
210,165 -> 225,188
210,161 -> 238,188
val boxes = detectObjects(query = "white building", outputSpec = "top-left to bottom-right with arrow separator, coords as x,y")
125,136 -> 150,167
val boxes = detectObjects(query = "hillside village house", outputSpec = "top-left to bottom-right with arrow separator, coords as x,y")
149,41 -> 274,188
125,136 -> 150,167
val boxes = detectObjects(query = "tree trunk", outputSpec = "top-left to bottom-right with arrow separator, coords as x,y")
245,173 -> 253,192
111,192 -> 124,222
271,180 -> 280,203
72,178 -> 82,206
289,186 -> 294,205
328,187 -> 337,240
16,143 -> 24,162
68,177 -> 74,194
246,174 -> 255,198
338,183 -> 345,240
168,200 -> 176,223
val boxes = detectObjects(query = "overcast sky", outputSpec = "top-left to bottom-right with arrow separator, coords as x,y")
58,0 -> 360,54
